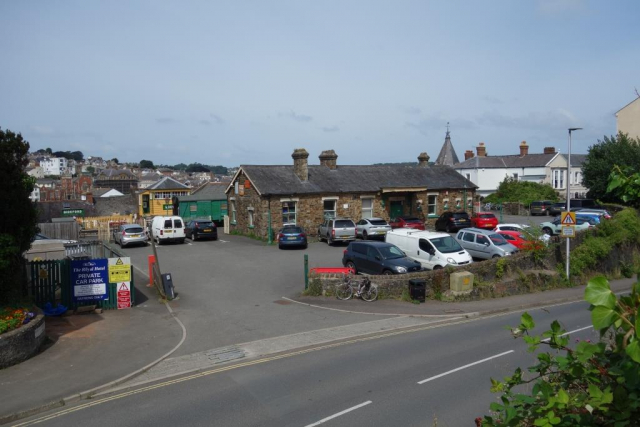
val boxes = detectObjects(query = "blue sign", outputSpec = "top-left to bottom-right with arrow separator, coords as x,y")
71,259 -> 109,302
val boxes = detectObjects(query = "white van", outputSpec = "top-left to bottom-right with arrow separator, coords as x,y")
385,229 -> 472,270
151,216 -> 186,244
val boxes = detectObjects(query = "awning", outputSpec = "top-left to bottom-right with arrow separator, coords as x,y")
381,187 -> 428,193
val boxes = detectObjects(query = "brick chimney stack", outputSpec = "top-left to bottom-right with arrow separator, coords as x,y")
319,150 -> 338,170
476,142 -> 487,157
519,141 -> 529,156
417,152 -> 430,167
464,150 -> 474,161
544,147 -> 556,154
292,148 -> 309,181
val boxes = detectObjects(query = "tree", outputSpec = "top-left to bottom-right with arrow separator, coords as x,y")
185,163 -> 211,173
582,132 -> 640,203
111,158 -> 119,164
45,147 -> 52,154
0,128 -> 39,304
484,177 -> 558,207
86,166 -> 95,175
140,160 -> 155,169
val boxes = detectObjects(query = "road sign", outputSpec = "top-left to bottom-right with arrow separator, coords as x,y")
561,211 -> 576,226
71,259 -> 109,302
163,204 -> 173,210
109,257 -> 131,283
62,208 -> 85,217
117,282 -> 131,309
561,226 -> 575,238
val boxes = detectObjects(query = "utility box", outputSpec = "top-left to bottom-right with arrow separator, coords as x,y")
162,273 -> 176,300
408,279 -> 426,303
450,271 -> 473,293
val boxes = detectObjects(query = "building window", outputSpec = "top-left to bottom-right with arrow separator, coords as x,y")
231,201 -> 236,223
513,173 -> 518,180
361,198 -> 373,219
323,200 -> 336,219
559,171 -> 564,189
248,209 -> 254,227
466,173 -> 470,180
282,201 -> 296,225
553,170 -> 560,189
427,195 -> 437,216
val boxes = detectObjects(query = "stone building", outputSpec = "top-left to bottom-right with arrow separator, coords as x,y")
93,169 -> 139,194
226,149 -> 477,239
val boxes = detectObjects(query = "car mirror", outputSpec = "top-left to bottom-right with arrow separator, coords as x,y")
428,248 -> 436,255
484,242 -> 490,246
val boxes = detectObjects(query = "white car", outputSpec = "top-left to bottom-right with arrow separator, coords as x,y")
356,218 -> 392,240
493,223 -> 530,233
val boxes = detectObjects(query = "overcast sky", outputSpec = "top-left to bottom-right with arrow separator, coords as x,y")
1,0 -> 638,167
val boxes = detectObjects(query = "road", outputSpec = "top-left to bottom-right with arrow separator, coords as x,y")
17,298 -> 597,426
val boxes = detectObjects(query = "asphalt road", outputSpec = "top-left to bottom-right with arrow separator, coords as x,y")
18,299 -> 597,426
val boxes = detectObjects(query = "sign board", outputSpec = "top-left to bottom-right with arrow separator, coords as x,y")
561,226 -> 575,238
117,282 -> 131,309
561,211 -> 576,226
71,259 -> 109,302
163,204 -> 173,210
62,208 -> 85,217
108,257 -> 131,283
190,205 -> 197,212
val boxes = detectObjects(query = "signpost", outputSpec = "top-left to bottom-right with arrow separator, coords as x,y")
71,259 -> 109,303
108,257 -> 131,283
117,282 -> 131,309
163,204 -> 173,211
62,208 -> 85,217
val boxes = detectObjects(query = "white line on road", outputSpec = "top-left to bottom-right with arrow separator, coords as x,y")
541,325 -> 593,343
418,350 -> 514,385
304,401 -> 372,427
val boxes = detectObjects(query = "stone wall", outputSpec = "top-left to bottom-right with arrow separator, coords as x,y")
0,308 -> 46,369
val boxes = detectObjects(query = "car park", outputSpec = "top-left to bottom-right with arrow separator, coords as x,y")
496,230 -> 529,250
185,219 -> 218,241
113,224 -> 148,247
575,209 -> 612,220
455,228 -> 518,259
385,229 -> 472,270
342,241 -> 423,275
151,215 -> 186,244
434,211 -> 471,233
318,218 -> 357,245
575,212 -> 602,225
277,226 -> 308,249
469,212 -> 498,229
540,216 -> 595,235
355,218 -> 391,240
530,200 -> 554,216
388,216 -> 425,230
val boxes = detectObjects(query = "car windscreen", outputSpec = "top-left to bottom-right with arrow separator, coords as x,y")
125,227 -> 144,233
403,217 -> 421,223
196,221 -> 214,228
378,245 -> 405,259
479,214 -> 495,219
489,233 -> 508,245
334,220 -> 354,228
453,213 -> 469,219
430,236 -> 463,253
282,227 -> 303,233
369,219 -> 388,226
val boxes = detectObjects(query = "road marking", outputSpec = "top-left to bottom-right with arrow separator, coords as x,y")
219,239 -> 229,243
417,350 -> 514,385
541,325 -> 592,343
304,401 -> 372,427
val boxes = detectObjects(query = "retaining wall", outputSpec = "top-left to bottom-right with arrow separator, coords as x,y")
0,308 -> 46,369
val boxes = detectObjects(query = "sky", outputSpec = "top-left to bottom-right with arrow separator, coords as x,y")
1,0 -> 639,167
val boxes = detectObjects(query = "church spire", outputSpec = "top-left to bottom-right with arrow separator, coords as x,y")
434,123 -> 460,166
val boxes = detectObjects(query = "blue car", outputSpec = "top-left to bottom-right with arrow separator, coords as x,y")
575,212 -> 602,225
278,226 -> 308,249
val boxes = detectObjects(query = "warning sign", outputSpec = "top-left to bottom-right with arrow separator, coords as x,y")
561,226 -> 575,238
561,211 -> 576,226
109,257 -> 131,283
117,282 -> 131,309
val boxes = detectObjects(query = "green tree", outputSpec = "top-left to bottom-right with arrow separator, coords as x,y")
185,163 -> 211,173
111,158 -> 119,164
140,159 -> 155,169
484,177 -> 558,207
0,128 -> 39,304
582,132 -> 640,203
86,166 -> 95,175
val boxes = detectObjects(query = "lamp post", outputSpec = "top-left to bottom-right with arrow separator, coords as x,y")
566,127 -> 582,281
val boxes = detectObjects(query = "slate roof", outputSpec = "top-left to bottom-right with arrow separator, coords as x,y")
434,131 -> 460,166
559,154 -> 587,167
454,153 -> 558,169
147,176 -> 189,190
90,188 -> 112,197
235,164 -> 476,196
180,183 -> 227,201
96,168 -> 137,178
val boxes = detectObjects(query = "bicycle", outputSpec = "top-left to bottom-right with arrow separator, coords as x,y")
335,274 -> 378,302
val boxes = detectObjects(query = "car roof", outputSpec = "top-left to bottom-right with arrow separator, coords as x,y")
351,241 -> 393,247
122,223 -> 143,228
458,227 -> 496,235
388,229 -> 450,239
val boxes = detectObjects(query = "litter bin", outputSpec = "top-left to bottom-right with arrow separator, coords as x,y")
408,279 -> 426,303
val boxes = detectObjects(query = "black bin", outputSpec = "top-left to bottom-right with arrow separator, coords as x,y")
408,279 -> 426,303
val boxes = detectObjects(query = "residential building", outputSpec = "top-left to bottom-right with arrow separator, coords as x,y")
29,187 -> 40,202
27,166 -> 45,179
137,176 -> 191,217
545,154 -> 588,199
616,97 -> 640,140
41,157 -> 69,176
93,169 -> 139,194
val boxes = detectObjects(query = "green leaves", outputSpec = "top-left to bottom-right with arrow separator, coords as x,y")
521,312 -> 535,330
625,341 -> 640,364
585,276 -> 616,309
591,306 -> 620,330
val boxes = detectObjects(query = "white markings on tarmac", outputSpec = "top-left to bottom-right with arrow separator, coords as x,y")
541,325 -> 593,343
417,350 -> 514,385
304,401 -> 372,427
218,239 -> 229,243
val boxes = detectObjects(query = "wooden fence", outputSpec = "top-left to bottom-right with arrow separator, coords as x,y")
38,222 -> 81,240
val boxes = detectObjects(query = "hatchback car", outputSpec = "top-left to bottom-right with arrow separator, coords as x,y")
455,228 -> 518,259
530,200 -> 554,216
434,211 -> 471,233
575,209 -> 612,220
113,224 -> 148,248
496,230 -> 529,250
540,217 -> 595,235
548,202 -> 567,216
493,223 -> 530,233
388,216 -> 425,230
185,219 -> 218,241
277,226 -> 308,249
356,218 -> 392,240
342,241 -> 423,275
470,212 -> 498,229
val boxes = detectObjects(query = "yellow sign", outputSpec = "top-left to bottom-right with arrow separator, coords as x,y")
561,211 -> 576,226
108,257 -> 131,283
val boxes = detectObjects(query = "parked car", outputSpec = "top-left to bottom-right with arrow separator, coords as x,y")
549,202 -> 567,216
385,229 -> 472,270
493,223 -> 530,233
342,241 -> 423,275
575,212 -> 602,225
469,212 -> 498,229
388,216 -> 425,230
434,211 -> 471,233
151,215 -> 186,244
113,224 -> 148,247
530,200 -> 554,216
455,228 -> 518,259
318,218 -> 357,245
540,216 -> 595,235
496,230 -> 529,250
569,199 -> 600,210
575,209 -> 612,220
185,219 -> 218,241
277,226 -> 307,249
355,218 -> 392,240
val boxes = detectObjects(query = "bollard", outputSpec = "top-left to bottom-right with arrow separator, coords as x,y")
304,254 -> 309,290
148,255 -> 156,287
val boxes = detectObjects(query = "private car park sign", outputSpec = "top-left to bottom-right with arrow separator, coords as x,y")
71,259 -> 109,302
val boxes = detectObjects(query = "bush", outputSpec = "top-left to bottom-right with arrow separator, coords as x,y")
484,177 -> 558,207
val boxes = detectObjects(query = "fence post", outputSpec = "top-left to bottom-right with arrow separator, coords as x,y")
304,254 -> 309,290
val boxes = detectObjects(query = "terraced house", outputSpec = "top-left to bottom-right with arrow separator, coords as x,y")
226,149 -> 477,239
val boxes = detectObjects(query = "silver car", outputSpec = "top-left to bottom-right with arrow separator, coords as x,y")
455,227 -> 518,259
356,218 -> 391,240
113,224 -> 148,248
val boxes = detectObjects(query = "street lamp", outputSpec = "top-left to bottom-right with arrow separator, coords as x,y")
566,127 -> 582,281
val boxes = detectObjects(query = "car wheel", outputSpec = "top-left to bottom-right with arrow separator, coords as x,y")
327,235 -> 332,246
492,254 -> 501,259
543,227 -> 553,236
362,231 -> 368,240
433,265 -> 442,270
382,270 -> 393,275
446,224 -> 453,233
180,238 -> 185,244
346,261 -> 357,274
278,244 -> 283,250
303,243 -> 308,249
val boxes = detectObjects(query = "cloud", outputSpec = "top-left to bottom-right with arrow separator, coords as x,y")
279,110 -> 313,122
476,109 -> 579,130
156,117 -> 177,124
401,106 -> 422,115
199,119 -> 211,125
406,115 -> 477,136
481,96 -> 503,105
322,126 -> 340,133
210,114 -> 225,124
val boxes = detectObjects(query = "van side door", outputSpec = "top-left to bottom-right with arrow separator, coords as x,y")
418,238 -> 436,269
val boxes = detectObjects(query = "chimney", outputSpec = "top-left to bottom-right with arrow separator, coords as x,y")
292,148 -> 309,181
464,150 -> 474,161
319,149 -> 338,170
519,140 -> 529,156
476,142 -> 487,157
417,152 -> 430,167
544,147 -> 556,154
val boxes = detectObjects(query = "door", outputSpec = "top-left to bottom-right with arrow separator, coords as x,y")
390,201 -> 403,219
365,246 -> 383,274
418,238 -> 436,269
475,234 -> 491,258
198,201 -> 212,219
142,195 -> 150,214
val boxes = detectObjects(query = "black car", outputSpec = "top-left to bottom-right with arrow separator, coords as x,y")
185,219 -> 218,241
434,211 -> 471,233
549,202 -> 567,216
277,226 -> 308,249
342,241 -> 422,275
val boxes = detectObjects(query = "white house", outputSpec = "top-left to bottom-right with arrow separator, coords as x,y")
29,187 -> 40,202
545,154 -> 589,199
41,157 -> 69,176
616,97 -> 640,140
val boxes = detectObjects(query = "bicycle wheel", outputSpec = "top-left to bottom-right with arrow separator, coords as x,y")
335,283 -> 353,300
360,285 -> 378,302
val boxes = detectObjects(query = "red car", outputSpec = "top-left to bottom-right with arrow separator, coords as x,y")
470,212 -> 498,229
496,230 -> 529,249
389,216 -> 425,230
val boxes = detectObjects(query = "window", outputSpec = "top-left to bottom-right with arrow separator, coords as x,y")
553,170 -> 559,189
462,232 -> 475,243
427,195 -> 437,216
513,173 -> 518,180
248,209 -> 254,227
476,235 -> 489,245
466,173 -> 470,180
173,219 -> 183,228
361,198 -> 373,219
282,201 -> 296,225
323,200 -> 336,219
559,171 -> 564,189
231,201 -> 236,223
419,239 -> 433,252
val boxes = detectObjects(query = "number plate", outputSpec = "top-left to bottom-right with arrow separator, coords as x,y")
203,229 -> 211,232
165,230 -> 173,233
287,236 -> 297,240
131,234 -> 140,238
